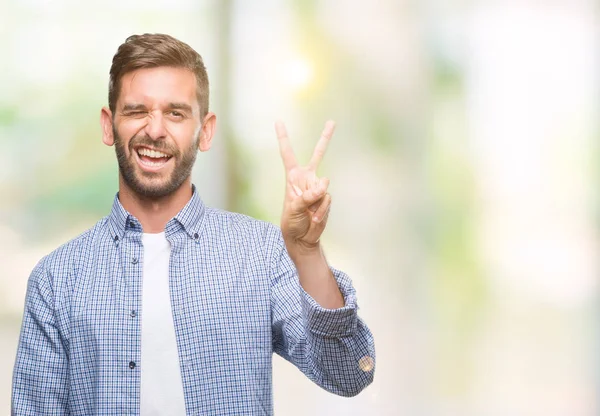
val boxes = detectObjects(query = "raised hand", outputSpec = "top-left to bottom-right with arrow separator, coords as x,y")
275,120 -> 335,254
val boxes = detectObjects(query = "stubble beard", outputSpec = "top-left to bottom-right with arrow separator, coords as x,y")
113,127 -> 199,199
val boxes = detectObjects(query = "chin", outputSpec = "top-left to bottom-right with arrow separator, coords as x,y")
132,175 -> 189,199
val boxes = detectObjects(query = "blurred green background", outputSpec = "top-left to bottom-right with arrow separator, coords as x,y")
1,0 -> 598,414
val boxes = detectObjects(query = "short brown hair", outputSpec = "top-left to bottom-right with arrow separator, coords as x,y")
108,33 -> 209,117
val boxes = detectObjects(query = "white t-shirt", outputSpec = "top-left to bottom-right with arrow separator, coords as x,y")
140,232 -> 186,415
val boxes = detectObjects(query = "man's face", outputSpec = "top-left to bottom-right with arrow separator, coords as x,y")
110,67 -> 204,198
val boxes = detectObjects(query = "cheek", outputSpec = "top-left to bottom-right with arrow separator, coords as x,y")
119,119 -> 146,139
115,138 -> 131,159
167,123 -> 200,147
116,123 -> 144,149
114,132 -> 133,157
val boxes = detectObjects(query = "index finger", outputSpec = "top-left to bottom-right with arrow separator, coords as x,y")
309,120 -> 336,169
275,120 -> 298,171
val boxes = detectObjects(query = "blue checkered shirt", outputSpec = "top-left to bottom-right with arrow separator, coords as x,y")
12,186 -> 375,415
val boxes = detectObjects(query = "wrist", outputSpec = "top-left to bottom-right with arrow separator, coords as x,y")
284,238 -> 322,262
283,238 -> 343,309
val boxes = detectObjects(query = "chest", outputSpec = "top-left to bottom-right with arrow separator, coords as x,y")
67,237 -> 272,354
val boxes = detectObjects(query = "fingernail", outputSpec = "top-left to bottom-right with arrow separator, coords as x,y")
293,185 -> 303,196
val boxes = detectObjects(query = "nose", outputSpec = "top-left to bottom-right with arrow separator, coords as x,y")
144,111 -> 167,140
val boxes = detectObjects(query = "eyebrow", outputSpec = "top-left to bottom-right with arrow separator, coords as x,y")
121,103 -> 193,113
121,103 -> 147,112
166,103 -> 193,113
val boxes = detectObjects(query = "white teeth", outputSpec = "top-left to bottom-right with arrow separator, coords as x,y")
139,158 -> 167,167
137,148 -> 169,158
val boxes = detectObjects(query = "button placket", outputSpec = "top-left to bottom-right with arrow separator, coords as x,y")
123,236 -> 142,384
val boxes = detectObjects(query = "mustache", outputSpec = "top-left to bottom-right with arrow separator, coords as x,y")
131,136 -> 178,153
115,131 -> 180,157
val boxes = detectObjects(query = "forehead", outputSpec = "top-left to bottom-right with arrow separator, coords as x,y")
117,66 -> 198,108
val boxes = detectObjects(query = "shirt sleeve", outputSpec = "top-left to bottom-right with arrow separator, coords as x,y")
12,257 -> 69,415
269,229 -> 376,397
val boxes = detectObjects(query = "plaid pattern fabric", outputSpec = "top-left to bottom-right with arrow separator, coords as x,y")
12,186 -> 375,415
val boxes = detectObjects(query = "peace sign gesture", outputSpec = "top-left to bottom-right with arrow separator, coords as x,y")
275,120 -> 335,254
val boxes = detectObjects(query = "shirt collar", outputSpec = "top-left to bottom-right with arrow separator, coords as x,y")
107,184 -> 206,242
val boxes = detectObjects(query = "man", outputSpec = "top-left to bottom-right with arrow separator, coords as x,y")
12,33 -> 375,415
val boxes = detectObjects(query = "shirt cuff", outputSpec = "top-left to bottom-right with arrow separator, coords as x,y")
300,267 -> 359,338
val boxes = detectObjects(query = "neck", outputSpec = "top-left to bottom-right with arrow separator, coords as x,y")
118,176 -> 193,233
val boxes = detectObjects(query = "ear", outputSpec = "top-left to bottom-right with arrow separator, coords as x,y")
100,107 -> 115,146
198,112 -> 217,152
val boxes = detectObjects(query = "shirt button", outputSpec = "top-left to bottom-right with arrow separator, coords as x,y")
130,310 -> 136,318
129,361 -> 136,369
193,232 -> 199,239
129,222 -> 135,228
358,356 -> 375,372
131,257 -> 138,264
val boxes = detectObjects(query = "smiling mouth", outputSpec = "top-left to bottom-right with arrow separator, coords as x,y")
135,147 -> 173,169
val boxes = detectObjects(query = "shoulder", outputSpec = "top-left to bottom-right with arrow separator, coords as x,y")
34,217 -> 110,285
201,207 -> 284,249
204,207 -> 280,237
